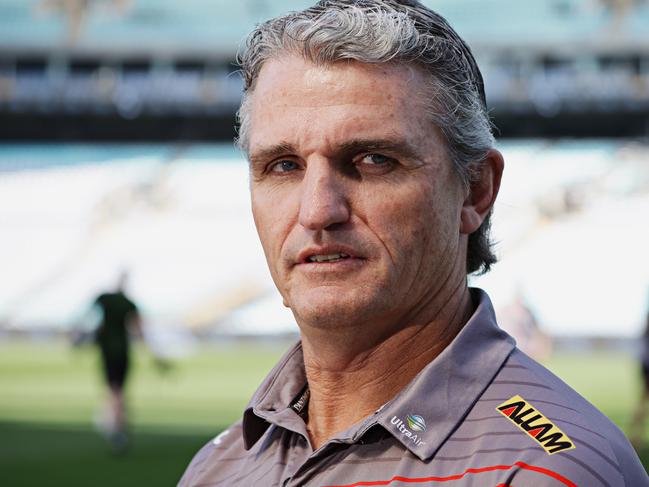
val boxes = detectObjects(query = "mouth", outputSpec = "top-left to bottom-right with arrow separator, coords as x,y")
296,246 -> 364,267
306,253 -> 352,263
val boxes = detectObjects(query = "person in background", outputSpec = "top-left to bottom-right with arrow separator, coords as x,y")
631,292 -> 649,450
497,291 -> 553,361
93,271 -> 141,451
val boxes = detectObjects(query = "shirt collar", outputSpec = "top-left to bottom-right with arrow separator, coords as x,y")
242,288 -> 515,458
375,288 -> 515,460
242,341 -> 307,449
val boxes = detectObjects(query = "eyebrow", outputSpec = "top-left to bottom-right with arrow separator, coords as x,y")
248,142 -> 296,168
249,137 -> 422,166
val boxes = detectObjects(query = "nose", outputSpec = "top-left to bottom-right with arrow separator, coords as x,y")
298,160 -> 350,232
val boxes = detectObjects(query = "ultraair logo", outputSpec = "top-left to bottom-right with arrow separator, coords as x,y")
497,395 -> 576,455
406,414 -> 426,432
391,414 -> 426,446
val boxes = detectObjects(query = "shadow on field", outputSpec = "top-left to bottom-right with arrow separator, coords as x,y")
0,421 -> 223,487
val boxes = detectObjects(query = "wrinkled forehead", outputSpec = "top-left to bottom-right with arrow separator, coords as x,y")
243,56 -> 433,154
243,55 -> 456,180
260,57 -> 423,103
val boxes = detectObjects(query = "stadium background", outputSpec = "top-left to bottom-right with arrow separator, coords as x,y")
1,0 -> 648,485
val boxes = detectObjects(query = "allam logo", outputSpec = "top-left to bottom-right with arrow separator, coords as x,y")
391,414 -> 426,446
497,395 -> 576,455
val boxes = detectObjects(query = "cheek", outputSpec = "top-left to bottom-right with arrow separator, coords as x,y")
362,185 -> 456,268
367,185 -> 437,239
252,190 -> 297,263
252,199 -> 280,254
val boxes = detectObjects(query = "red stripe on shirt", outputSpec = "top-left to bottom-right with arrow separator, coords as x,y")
321,461 -> 576,487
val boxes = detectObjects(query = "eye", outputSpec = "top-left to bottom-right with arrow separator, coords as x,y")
359,153 -> 393,166
270,160 -> 301,173
355,153 -> 397,174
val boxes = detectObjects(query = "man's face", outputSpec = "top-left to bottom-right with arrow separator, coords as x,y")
248,56 -> 468,333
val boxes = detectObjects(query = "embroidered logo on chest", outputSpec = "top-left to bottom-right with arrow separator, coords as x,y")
390,414 -> 426,446
497,395 -> 575,455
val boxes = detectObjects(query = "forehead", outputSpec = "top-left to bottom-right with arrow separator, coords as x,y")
246,56 -> 438,156
253,56 -> 425,103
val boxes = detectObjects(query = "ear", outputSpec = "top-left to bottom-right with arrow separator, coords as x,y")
460,149 -> 504,235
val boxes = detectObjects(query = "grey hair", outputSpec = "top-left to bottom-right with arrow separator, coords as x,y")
236,0 -> 497,275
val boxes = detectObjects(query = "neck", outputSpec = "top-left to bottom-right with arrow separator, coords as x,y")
300,281 -> 474,450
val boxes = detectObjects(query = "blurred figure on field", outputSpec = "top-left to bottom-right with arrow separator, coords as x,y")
93,271 -> 141,452
497,292 -> 553,361
630,295 -> 649,450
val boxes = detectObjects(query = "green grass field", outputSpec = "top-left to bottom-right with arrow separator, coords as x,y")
1,340 -> 647,486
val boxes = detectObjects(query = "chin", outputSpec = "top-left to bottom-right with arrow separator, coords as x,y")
288,287 -> 385,330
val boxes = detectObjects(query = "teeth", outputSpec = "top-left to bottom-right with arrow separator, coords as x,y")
308,253 -> 350,263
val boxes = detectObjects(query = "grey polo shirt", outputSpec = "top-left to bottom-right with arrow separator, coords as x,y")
179,289 -> 647,486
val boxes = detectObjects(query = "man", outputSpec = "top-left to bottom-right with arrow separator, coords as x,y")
180,1 -> 647,485
93,272 -> 141,450
631,292 -> 649,449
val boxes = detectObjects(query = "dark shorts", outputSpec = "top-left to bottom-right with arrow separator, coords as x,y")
101,352 -> 129,388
